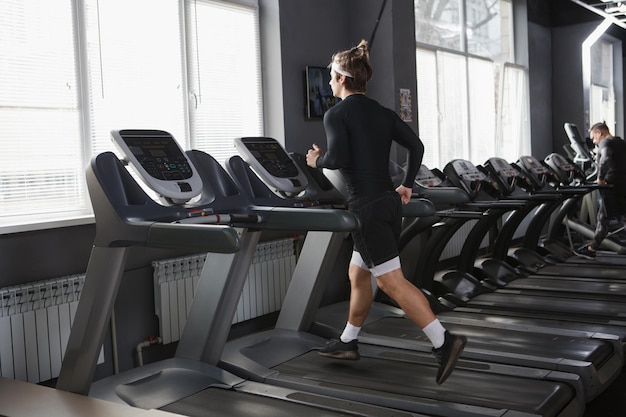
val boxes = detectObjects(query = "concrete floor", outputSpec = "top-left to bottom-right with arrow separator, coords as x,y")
584,369 -> 626,416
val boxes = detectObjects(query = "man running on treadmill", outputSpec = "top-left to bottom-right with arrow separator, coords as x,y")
306,39 -> 466,385
576,122 -> 626,259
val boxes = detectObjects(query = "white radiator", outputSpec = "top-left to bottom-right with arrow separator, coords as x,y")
440,220 -> 484,259
153,238 -> 297,344
0,274 -> 103,383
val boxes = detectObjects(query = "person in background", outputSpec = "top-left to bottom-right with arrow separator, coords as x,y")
576,122 -> 626,259
306,39 -> 466,385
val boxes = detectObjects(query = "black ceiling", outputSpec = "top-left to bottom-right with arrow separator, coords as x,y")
528,0 -> 601,27
571,0 -> 626,27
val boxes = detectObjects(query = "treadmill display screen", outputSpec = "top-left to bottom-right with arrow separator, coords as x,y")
243,141 -> 299,178
451,160 -> 485,181
415,165 -> 442,187
549,154 -> 574,171
124,136 -> 194,181
489,158 -> 519,178
521,156 -> 548,174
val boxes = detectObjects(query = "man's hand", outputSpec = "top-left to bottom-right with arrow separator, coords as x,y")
395,184 -> 412,205
306,143 -> 322,168
597,178 -> 607,186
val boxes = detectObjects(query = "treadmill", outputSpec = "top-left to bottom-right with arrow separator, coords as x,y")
223,137 -> 587,416
513,152 -> 626,270
55,129 -> 419,417
439,155 -> 626,286
415,159 -> 626,342
472,155 -> 626,299
384,165 -> 626,351
299,160 -> 623,402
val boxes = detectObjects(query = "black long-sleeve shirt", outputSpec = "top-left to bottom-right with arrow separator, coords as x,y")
315,94 -> 424,200
597,136 -> 626,188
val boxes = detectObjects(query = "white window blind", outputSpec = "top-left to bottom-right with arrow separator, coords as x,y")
84,0 -> 187,157
415,49 -> 439,169
417,47 -> 526,169
437,51 -> 469,165
499,64 -> 530,161
0,0 -> 262,232
0,0 -> 85,224
468,57 -> 496,163
186,0 -> 263,164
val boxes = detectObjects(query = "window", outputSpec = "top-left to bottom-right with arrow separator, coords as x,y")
415,0 -> 463,51
185,0 -> 263,163
415,0 -> 528,169
589,39 -> 615,132
465,0 -> 511,62
499,64 -> 530,162
0,0 -> 262,232
84,0 -> 187,157
0,0 -> 84,223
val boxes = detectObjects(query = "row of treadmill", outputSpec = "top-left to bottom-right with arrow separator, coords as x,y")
54,126 -> 626,417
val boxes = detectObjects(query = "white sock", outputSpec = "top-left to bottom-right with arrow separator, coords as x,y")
340,322 -> 361,343
422,319 -> 446,349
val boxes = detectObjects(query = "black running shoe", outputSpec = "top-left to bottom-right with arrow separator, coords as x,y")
318,338 -> 360,360
433,331 -> 466,384
575,246 -> 596,259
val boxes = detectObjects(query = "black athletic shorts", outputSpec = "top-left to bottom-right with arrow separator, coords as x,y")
348,191 -> 402,267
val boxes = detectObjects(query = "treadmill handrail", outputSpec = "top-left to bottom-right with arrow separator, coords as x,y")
403,198 -> 436,217
252,206 -> 359,232
412,186 -> 470,206
463,200 -> 526,210
146,222 -> 241,252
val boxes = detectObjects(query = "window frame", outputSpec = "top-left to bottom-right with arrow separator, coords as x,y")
0,0 -> 262,235
414,0 -> 529,170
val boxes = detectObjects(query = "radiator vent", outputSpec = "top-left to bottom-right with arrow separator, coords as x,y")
0,274 -> 103,383
439,212 -> 532,261
153,237 -> 297,344
440,220 -> 484,259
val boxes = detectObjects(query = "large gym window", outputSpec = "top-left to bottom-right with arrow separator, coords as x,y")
414,0 -> 530,169
0,0 -> 262,233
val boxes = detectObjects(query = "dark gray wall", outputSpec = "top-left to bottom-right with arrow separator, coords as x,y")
528,21 -> 553,159
261,0 -> 418,162
527,0 -> 626,155
0,225 -> 95,285
261,0 -> 349,155
551,21 -> 597,153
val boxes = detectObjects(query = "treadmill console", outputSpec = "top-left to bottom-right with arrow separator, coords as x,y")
564,122 -> 594,163
443,159 -> 487,200
486,157 -> 519,179
517,155 -> 549,176
234,137 -> 308,195
516,155 -> 549,190
545,153 -> 574,171
448,159 -> 486,182
483,157 -> 522,196
544,153 -> 576,186
415,164 -> 443,188
111,129 -> 202,204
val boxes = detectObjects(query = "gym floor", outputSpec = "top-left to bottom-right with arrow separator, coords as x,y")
584,369 -> 626,416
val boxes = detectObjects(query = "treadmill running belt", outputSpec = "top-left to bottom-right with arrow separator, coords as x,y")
533,264 -> 626,279
503,276 -> 626,298
363,317 -> 612,365
160,387 -> 383,417
273,351 -> 574,416
563,255 -> 626,267
468,292 -> 626,319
